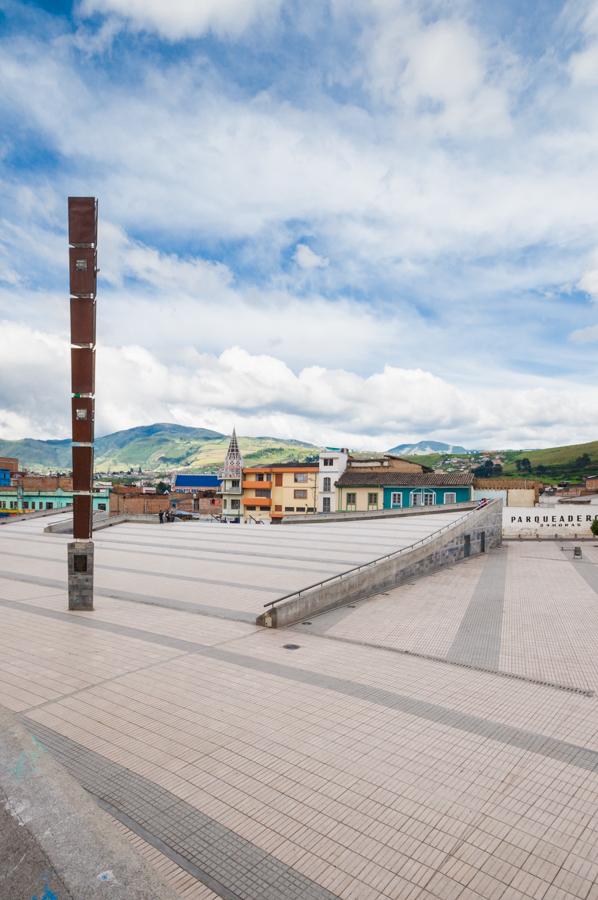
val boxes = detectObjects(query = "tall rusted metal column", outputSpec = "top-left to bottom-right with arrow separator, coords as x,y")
67,197 -> 98,611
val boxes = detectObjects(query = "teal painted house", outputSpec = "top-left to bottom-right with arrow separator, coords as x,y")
336,472 -> 474,512
0,487 -> 109,516
383,484 -> 472,509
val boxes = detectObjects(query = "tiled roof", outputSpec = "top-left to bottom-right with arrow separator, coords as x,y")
336,472 -> 474,487
174,475 -> 221,488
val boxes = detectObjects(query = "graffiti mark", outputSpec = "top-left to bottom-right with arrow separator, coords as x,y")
3,796 -> 31,826
8,736 -> 47,781
32,883 -> 58,900
97,869 -> 116,882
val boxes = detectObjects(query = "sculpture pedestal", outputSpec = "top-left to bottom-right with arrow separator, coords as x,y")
68,541 -> 94,610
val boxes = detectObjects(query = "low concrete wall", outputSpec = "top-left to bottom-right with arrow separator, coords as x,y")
258,500 -> 502,628
283,501 -> 477,525
0,505 -> 73,526
44,511 -> 110,534
44,513 -> 219,534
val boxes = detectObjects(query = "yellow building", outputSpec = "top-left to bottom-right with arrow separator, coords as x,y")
242,463 -> 319,523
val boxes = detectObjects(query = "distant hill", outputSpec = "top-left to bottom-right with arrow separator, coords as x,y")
501,439 -> 598,483
389,440 -> 471,456
0,423 -> 319,473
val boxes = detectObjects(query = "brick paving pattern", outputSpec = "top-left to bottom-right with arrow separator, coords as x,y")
1,514 -> 598,898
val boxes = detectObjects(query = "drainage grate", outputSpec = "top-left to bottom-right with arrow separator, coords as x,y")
283,644 -> 300,650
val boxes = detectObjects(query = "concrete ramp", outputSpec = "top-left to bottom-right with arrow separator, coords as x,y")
257,500 -> 502,628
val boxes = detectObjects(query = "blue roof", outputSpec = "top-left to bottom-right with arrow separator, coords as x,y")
174,474 -> 221,488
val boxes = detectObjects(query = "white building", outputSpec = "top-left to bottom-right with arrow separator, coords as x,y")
318,449 -> 349,513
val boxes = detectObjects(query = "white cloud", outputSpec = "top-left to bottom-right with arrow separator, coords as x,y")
1,321 -> 598,449
294,243 -> 329,270
78,0 -> 282,39
577,250 -> 598,300
359,5 -> 512,136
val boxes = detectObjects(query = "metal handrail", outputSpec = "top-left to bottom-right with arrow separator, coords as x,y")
263,502 -> 494,609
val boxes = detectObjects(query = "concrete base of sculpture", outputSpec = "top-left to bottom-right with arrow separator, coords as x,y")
68,540 -> 94,610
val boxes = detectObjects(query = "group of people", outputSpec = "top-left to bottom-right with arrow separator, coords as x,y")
158,508 -> 176,523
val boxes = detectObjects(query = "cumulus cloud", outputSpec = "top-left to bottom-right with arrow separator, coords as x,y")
1,321 -> 597,449
577,249 -> 598,300
294,243 -> 329,270
78,0 -> 281,40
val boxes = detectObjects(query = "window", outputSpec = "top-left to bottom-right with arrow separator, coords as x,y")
245,505 -> 256,511
0,502 -> 5,509
410,490 -> 436,507
323,477 -> 331,492
444,492 -> 456,505
23,501 -> 29,509
390,492 -> 402,508
346,492 -> 357,510
323,458 -> 334,467
367,493 -> 378,509
231,479 -> 239,489
284,506 -> 294,512
223,499 -> 228,508
296,507 -> 305,512
231,499 -> 240,509
98,503 -> 106,511
46,502 -> 53,509
255,473 -> 264,481
307,507 -> 315,512
294,489 -> 307,499
10,501 -> 17,509
275,505 -> 282,512
294,473 -> 308,483
255,489 -> 271,498
275,473 -> 283,486
323,497 -> 331,513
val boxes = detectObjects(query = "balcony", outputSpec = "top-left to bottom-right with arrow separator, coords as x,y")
244,496 -> 271,507
242,480 -> 272,490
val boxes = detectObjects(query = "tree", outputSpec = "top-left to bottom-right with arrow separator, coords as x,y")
155,481 -> 170,494
591,518 -> 598,538
516,458 -> 532,473
574,454 -> 591,470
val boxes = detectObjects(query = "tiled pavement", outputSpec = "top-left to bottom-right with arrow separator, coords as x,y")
1,515 -> 598,899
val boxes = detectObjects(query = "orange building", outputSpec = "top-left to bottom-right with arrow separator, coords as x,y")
242,462 -> 319,523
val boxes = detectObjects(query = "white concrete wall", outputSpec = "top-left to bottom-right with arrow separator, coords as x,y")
503,505 -> 598,537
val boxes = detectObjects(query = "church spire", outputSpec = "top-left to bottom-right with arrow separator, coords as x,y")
220,427 -> 243,479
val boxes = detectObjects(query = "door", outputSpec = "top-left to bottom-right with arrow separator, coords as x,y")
464,534 -> 471,557
480,531 -> 486,553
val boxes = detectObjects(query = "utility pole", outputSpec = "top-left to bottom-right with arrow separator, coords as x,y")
67,197 -> 98,611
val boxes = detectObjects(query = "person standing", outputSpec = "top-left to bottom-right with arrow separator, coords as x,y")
158,509 -> 164,524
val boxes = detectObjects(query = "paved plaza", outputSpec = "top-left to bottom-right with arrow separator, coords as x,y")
1,514 -> 598,899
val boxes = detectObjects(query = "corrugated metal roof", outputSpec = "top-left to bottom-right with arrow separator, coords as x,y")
336,472 -> 474,487
174,475 -> 221,488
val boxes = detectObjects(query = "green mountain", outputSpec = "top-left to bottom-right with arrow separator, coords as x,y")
0,423 -> 319,473
500,440 -> 598,483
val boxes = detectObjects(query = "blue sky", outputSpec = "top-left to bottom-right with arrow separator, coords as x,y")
1,0 -> 598,449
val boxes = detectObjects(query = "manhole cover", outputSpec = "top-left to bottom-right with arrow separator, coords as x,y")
283,644 -> 300,650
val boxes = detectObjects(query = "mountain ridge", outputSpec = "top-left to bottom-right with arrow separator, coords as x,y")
388,440 -> 471,456
0,423 -> 319,473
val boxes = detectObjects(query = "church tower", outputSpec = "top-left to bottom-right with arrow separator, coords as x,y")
219,428 -> 244,521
